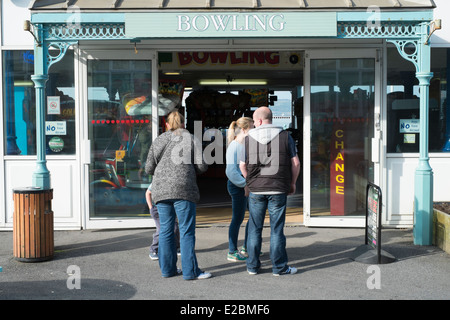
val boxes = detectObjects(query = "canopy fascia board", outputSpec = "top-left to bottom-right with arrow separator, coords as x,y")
30,10 -> 434,42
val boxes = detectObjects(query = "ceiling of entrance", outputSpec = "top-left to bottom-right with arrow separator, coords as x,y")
30,0 -> 436,10
162,69 -> 303,90
159,51 -> 304,91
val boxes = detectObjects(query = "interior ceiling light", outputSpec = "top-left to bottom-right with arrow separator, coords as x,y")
199,79 -> 268,86
14,80 -> 34,87
163,71 -> 182,75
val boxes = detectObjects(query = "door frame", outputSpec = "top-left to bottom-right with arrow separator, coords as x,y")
303,48 -> 382,227
79,48 -> 158,229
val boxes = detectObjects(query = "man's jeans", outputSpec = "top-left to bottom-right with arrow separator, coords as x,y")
156,199 -> 202,280
246,193 -> 288,274
227,180 -> 249,253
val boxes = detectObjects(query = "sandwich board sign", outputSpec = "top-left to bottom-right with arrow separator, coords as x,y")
351,183 -> 395,264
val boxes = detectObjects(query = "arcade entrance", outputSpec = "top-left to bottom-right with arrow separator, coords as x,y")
81,48 -> 379,228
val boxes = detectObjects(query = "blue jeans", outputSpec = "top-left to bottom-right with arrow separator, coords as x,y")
227,180 -> 249,253
246,193 -> 288,274
156,199 -> 202,280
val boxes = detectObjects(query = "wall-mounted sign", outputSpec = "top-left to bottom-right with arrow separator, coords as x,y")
46,121 -> 67,135
125,12 -> 337,38
160,51 -> 303,71
399,119 -> 420,133
48,136 -> 64,153
404,133 -> 416,144
47,96 -> 61,115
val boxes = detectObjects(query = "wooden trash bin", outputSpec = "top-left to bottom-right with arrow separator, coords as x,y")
13,188 -> 54,262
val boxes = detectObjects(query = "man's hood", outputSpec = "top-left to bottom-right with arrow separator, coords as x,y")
248,124 -> 283,145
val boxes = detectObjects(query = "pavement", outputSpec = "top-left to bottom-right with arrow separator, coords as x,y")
1,214 -> 449,305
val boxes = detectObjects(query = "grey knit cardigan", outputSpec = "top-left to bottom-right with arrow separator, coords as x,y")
144,129 -> 208,204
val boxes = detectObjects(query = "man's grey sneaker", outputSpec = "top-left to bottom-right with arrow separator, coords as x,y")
247,269 -> 258,275
273,266 -> 297,276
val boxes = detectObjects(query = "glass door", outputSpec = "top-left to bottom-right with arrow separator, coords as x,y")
81,50 -> 158,229
304,49 -> 381,227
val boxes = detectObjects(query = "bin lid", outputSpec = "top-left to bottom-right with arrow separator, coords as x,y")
13,187 -> 53,194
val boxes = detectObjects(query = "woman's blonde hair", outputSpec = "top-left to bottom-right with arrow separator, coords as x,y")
227,117 -> 253,145
166,111 -> 185,131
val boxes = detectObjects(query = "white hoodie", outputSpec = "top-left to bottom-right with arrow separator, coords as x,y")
248,124 -> 284,145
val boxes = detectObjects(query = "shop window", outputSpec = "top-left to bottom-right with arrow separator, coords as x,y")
87,59 -> 156,219
430,48 -> 450,152
46,50 -> 76,155
3,50 -> 35,155
3,50 -> 75,155
387,47 -> 450,153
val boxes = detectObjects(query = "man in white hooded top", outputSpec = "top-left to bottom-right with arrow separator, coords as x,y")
239,106 -> 300,276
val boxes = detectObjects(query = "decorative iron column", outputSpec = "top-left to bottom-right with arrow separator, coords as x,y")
31,73 -> 50,189
29,19 -> 79,189
387,22 -> 434,245
413,22 -> 434,245
31,24 -> 51,189
414,71 -> 433,245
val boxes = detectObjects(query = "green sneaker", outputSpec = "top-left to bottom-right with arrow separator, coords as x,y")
227,251 -> 247,262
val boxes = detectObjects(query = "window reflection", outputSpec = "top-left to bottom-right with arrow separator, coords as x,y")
387,47 -> 450,153
310,58 -> 375,217
3,50 -> 35,155
3,50 -> 75,155
87,60 -> 153,219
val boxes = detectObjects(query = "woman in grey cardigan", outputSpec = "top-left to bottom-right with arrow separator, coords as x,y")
145,111 -> 211,280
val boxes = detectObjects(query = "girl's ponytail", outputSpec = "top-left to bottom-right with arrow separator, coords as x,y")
227,121 -> 238,146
